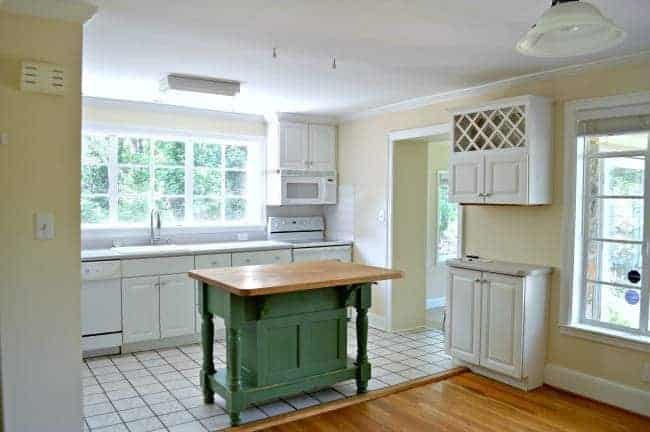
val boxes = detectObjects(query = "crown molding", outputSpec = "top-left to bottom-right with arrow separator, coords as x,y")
0,0 -> 97,23
340,50 -> 650,123
83,96 -> 266,124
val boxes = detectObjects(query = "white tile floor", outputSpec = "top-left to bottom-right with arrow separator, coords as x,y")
82,325 -> 451,431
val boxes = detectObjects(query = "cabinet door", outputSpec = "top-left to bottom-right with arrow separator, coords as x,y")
480,273 -> 524,378
232,249 -> 292,266
279,122 -> 309,169
446,267 -> 481,364
449,152 -> 484,204
484,149 -> 528,204
308,124 -> 336,170
122,276 -> 160,343
160,274 -> 196,339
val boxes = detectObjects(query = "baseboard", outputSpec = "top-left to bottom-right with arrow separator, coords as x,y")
544,363 -> 650,417
368,312 -> 387,331
426,296 -> 446,310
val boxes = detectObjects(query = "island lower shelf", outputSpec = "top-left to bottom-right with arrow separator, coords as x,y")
208,359 -> 361,406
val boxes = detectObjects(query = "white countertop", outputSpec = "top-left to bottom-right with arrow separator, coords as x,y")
81,239 -> 352,261
446,258 -> 552,277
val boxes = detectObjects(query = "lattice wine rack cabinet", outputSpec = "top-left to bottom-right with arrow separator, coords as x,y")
448,95 -> 553,205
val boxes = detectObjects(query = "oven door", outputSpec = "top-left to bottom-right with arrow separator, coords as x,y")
281,176 -> 323,204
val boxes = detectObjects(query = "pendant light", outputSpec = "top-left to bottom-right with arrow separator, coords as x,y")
516,0 -> 625,58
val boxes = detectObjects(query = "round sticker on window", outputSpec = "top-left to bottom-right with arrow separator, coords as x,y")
625,290 -> 640,306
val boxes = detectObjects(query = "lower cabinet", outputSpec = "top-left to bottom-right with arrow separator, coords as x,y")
446,265 -> 549,390
232,249 -> 292,266
160,274 -> 196,339
122,276 -> 160,343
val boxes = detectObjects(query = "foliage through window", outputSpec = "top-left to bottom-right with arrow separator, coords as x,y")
81,132 -> 262,227
436,171 -> 459,263
576,131 -> 649,335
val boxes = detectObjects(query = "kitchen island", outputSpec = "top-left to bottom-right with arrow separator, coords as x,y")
188,260 -> 402,425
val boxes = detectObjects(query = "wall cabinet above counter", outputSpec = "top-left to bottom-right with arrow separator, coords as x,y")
448,95 -> 553,206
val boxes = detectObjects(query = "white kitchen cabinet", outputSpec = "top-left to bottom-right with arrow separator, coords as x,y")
448,95 -> 552,205
160,274 -> 195,339
447,268 -> 481,364
280,122 -> 310,169
292,245 -> 352,263
232,249 -> 292,266
122,276 -> 160,343
446,259 -> 551,390
308,124 -> 336,170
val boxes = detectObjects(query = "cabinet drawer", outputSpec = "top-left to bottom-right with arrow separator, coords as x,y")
195,253 -> 231,269
292,246 -> 352,263
122,256 -> 194,277
232,249 -> 292,266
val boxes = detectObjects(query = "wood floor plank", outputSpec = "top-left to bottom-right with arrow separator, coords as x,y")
260,372 -> 649,432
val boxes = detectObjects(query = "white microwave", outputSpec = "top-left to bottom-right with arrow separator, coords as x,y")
272,170 -> 337,205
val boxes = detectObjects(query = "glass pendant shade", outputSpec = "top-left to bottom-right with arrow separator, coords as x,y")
517,1 -> 625,58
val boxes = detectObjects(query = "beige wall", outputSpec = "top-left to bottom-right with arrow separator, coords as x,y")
338,57 -> 650,392
392,139 -> 429,329
0,12 -> 84,431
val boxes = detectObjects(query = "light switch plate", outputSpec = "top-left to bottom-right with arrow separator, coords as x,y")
34,212 -> 55,240
643,363 -> 650,383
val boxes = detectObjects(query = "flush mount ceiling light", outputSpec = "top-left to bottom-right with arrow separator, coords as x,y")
160,74 -> 240,96
516,0 -> 625,58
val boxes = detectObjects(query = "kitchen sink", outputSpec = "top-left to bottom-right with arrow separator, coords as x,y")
111,244 -> 192,255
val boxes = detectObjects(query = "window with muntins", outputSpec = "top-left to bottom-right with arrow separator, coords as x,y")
81,132 -> 263,228
575,113 -> 650,336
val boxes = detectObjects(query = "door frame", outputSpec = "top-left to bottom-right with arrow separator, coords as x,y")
386,123 -> 464,331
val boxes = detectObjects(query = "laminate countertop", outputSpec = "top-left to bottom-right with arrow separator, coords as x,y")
189,260 -> 403,296
446,258 -> 552,277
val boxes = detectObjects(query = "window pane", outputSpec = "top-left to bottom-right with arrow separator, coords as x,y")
587,241 -> 643,286
118,137 -> 150,164
82,165 -> 109,194
81,196 -> 109,224
225,171 -> 246,195
155,197 -> 184,225
585,283 -> 640,329
119,167 -> 150,193
437,172 -> 459,262
588,198 -> 644,241
154,140 -> 185,165
154,168 -> 185,195
194,143 -> 222,168
82,135 -> 110,164
225,198 -> 246,221
193,198 -> 221,223
588,156 -> 645,196
587,133 -> 648,154
225,145 -> 247,169
118,195 -> 149,224
193,169 -> 223,196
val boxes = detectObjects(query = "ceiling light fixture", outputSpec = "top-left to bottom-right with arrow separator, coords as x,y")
160,74 -> 240,96
516,0 -> 625,58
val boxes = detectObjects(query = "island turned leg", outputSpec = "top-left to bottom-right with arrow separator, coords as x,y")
355,283 -> 372,394
200,284 -> 215,404
226,326 -> 242,425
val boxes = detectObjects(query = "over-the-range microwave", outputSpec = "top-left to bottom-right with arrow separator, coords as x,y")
267,170 -> 337,205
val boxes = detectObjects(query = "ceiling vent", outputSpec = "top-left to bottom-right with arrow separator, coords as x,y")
20,61 -> 66,95
160,74 -> 241,96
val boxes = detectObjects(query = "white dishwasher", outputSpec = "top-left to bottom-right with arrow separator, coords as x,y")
81,260 -> 122,356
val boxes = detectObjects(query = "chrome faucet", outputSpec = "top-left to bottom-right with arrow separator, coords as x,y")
150,209 -> 161,245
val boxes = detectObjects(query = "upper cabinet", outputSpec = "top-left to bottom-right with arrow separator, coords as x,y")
268,114 -> 337,171
448,95 -> 553,205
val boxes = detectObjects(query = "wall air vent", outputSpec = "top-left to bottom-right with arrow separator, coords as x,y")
159,74 -> 241,96
20,61 -> 66,95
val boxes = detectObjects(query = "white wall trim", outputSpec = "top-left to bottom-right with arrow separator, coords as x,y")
544,364 -> 650,417
0,0 -> 97,23
341,51 -> 650,123
83,96 -> 266,125
426,296 -> 446,310
386,123 -> 455,331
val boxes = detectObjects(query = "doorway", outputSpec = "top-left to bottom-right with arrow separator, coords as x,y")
386,125 -> 463,332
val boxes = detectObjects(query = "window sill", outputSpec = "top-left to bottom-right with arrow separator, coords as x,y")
559,323 -> 650,353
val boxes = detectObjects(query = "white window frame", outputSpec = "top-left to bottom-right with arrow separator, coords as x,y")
435,170 -> 460,264
561,91 -> 650,352
81,122 -> 266,233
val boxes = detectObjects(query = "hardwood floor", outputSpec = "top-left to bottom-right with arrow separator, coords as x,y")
260,373 -> 650,431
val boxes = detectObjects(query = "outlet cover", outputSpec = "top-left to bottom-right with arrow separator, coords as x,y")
237,232 -> 249,241
643,363 -> 650,383
34,212 -> 55,240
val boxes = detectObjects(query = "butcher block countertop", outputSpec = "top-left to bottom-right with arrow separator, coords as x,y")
188,260 -> 403,296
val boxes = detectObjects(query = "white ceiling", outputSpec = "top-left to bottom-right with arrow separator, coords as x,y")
83,0 -> 650,117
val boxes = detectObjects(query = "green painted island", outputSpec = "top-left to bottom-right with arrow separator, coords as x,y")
188,260 -> 403,425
